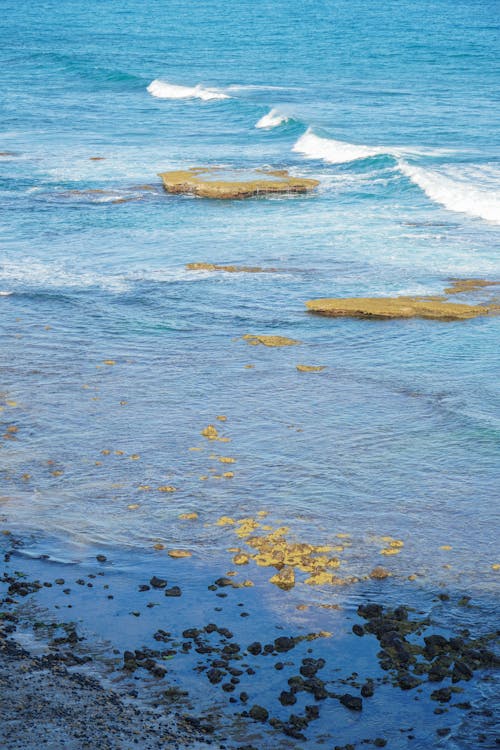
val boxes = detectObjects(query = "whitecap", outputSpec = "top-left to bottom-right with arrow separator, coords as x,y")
0,290 -> 12,296
292,128 -> 385,163
255,108 -> 289,129
146,79 -> 229,101
398,160 -> 500,224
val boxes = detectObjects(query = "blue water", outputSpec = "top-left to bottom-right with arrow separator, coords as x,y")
1,0 -> 499,747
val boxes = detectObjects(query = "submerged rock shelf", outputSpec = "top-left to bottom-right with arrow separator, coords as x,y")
305,296 -> 495,321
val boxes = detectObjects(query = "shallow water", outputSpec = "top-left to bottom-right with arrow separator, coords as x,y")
1,0 -> 499,747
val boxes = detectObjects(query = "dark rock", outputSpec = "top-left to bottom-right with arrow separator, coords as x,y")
279,691 -> 297,706
339,694 -> 363,711
138,584 -> 150,592
361,682 -> 374,698
397,674 -> 420,691
249,705 -> 269,722
215,577 -> 233,587
274,636 -> 295,652
207,668 -> 224,684
352,624 -> 364,637
96,554 -> 107,562
150,576 -> 167,589
374,739 -> 387,748
165,586 -> 181,597
305,704 -> 320,720
431,687 -> 452,703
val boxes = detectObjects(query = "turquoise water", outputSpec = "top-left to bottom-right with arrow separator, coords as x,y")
1,1 -> 499,747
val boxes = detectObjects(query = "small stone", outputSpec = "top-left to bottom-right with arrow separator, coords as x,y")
150,576 -> 167,588
96,554 -> 107,563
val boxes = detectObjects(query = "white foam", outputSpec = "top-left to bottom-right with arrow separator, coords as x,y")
255,108 -> 289,129
146,79 -> 229,101
398,160 -> 500,224
293,129 -> 385,163
0,290 -> 12,296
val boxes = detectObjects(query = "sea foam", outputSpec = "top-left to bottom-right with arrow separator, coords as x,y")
255,108 -> 289,129
147,79 -> 229,101
293,128 -> 385,163
399,160 -> 500,224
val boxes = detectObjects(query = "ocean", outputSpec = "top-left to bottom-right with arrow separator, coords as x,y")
1,0 -> 499,747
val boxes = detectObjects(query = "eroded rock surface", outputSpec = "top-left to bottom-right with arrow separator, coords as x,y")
159,168 -> 319,199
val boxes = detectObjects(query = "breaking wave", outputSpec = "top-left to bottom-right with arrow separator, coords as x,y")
255,108 -> 290,129
399,160 -> 500,224
146,79 -> 229,101
292,128 -> 386,163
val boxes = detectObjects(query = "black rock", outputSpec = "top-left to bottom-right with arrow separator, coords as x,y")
150,576 -> 167,589
352,624 -> 364,637
274,636 -> 295,653
361,682 -> 374,698
339,694 -> 362,711
249,705 -> 269,722
247,642 -> 262,655
431,687 -> 452,703
279,691 -> 297,706
165,586 -> 181,597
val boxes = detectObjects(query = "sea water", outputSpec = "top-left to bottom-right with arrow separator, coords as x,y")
0,0 -> 499,747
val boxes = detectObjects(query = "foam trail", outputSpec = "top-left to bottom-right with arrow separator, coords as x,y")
147,79 -> 229,101
293,128 -> 385,163
255,108 -> 289,129
399,160 -> 500,224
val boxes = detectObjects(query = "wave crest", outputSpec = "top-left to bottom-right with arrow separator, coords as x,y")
293,129 -> 385,163
146,79 -> 229,101
399,160 -> 500,225
255,109 -> 289,129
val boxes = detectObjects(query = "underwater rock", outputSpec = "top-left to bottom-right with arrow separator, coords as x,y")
158,168 -> 319,199
306,296 -> 493,321
186,262 -> 276,273
242,334 -> 300,347
444,278 -> 499,295
296,365 -> 326,372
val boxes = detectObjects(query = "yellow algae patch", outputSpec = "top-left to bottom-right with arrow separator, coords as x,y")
235,518 -> 260,538
270,567 -> 295,590
222,472 -> 234,478
216,415 -> 227,421
233,553 -> 250,565
491,564 -> 500,571
256,510 -> 269,518
95,461 -> 102,466
219,456 -> 235,464
6,401 -> 18,407
127,504 -> 140,510
114,450 -> 124,455
336,533 -> 350,539
51,470 -> 63,477
242,334 -> 300,347
189,446 -> 203,451
216,516 -> 236,526
244,364 -> 255,369
138,485 -> 151,491
179,512 -> 199,520
186,262 -> 276,273
296,365 -> 326,372
159,168 -> 319,200
440,545 -> 453,551
201,425 -> 219,440
218,437 -> 231,443
389,539 -> 404,548
153,543 -> 165,550
129,454 -> 140,460
444,278 -> 499,295
158,486 -> 177,493
101,449 -> 111,455
199,475 -> 208,480
103,360 -> 116,365
381,547 -> 401,555
168,549 -> 192,559
6,426 -> 18,433
305,296 -> 493,321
